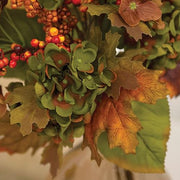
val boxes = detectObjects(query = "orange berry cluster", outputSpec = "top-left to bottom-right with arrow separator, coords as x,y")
10,0 -> 79,48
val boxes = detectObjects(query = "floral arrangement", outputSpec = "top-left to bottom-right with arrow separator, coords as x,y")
0,0 -> 180,178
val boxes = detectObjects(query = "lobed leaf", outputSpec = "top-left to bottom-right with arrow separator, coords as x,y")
6,86 -> 50,136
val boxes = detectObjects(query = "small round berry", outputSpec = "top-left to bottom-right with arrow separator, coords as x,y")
0,49 -> 4,59
52,36 -> 60,44
10,52 -> 20,61
58,35 -> 65,43
79,5 -> 88,12
14,45 -> 22,54
0,60 -> 5,68
24,51 -> 32,60
116,0 -> 121,5
20,53 -> 26,61
49,27 -> 59,37
31,39 -> 39,48
9,60 -> 17,68
45,36 -> 52,43
11,43 -> 16,50
72,0 -> 81,5
39,41 -> 45,48
2,57 -> 9,66
0,68 -> 7,76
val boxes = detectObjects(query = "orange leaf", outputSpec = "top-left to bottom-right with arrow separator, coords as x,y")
83,94 -> 142,165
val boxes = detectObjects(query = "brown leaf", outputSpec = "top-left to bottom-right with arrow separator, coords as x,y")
108,13 -> 151,41
41,142 -> 63,178
119,0 -> 162,27
0,86 -> 6,119
6,86 -> 50,136
160,63 -> 180,98
0,112 -> 48,154
83,94 -> 141,161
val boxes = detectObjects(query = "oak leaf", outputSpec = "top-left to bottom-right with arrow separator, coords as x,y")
0,112 -> 48,154
41,142 -> 63,178
6,85 -> 50,136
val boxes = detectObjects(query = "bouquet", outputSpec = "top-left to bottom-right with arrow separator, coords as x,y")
0,0 -> 180,178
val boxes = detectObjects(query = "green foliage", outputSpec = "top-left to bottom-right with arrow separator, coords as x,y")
6,86 -> 50,136
0,8 -> 45,79
37,0 -> 63,10
97,98 -> 170,173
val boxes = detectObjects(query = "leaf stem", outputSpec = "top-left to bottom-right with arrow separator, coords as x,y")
3,8 -> 26,46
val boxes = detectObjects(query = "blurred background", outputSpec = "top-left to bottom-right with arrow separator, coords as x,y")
0,78 -> 180,180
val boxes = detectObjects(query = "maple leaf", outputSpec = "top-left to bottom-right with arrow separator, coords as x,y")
119,0 -> 162,27
6,85 -> 50,136
160,63 -> 180,98
41,142 -> 63,178
0,112 -> 48,154
108,13 -> 152,41
0,86 -> 6,119
82,94 -> 142,166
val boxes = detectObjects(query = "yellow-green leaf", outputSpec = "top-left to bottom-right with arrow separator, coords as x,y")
6,86 -> 50,136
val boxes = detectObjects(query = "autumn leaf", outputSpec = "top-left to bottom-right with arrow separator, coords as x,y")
6,85 -> 50,136
0,86 -> 6,119
119,0 -> 162,27
0,112 -> 48,154
97,98 -> 170,173
108,13 -> 152,41
160,63 -> 180,98
41,142 -> 63,178
83,94 -> 142,165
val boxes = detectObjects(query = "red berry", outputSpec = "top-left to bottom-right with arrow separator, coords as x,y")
0,60 -> 5,68
52,36 -> 60,44
72,0 -> 81,5
0,68 -> 7,76
24,51 -> 32,60
116,0 -> 121,5
14,45 -> 22,54
9,60 -> 17,68
2,57 -> 9,66
10,52 -> 19,61
20,53 -> 26,61
64,0 -> 72,4
31,39 -> 39,48
0,49 -> 4,59
45,36 -> 52,43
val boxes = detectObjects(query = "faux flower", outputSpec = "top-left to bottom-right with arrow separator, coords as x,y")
119,0 -> 162,26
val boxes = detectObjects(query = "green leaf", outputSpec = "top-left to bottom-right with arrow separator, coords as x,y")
38,0 -> 63,10
6,86 -> 50,136
85,4 -> 117,16
173,41 -> 180,53
97,98 -> 170,173
0,8 -> 45,79
0,8 -> 45,49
